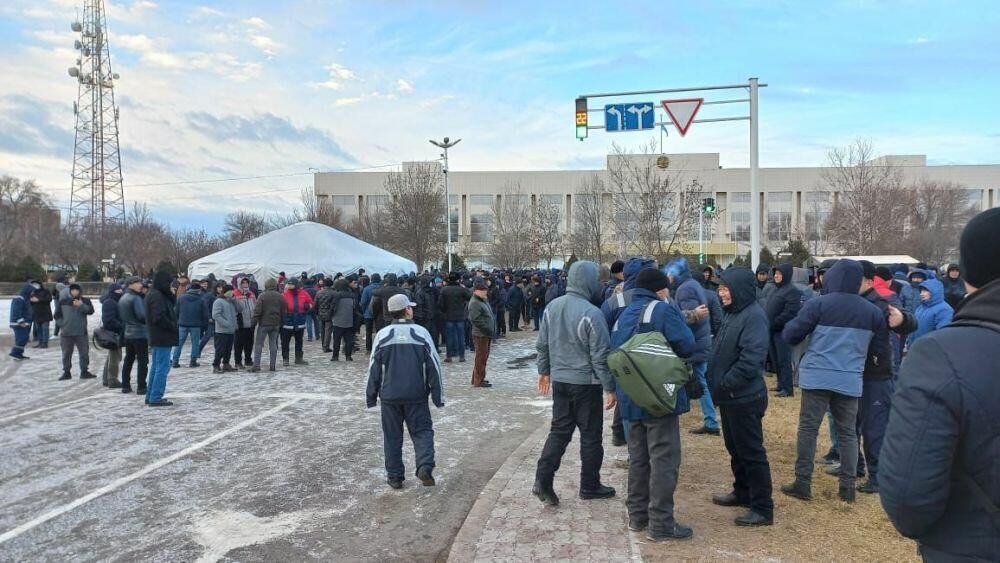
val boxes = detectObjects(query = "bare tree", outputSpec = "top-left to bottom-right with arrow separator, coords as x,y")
823,139 -> 908,255
571,174 -> 612,265
531,199 -> 563,269
489,183 -> 538,269
297,186 -> 344,228
901,180 -> 977,265
223,210 -> 270,245
0,176 -> 54,263
381,163 -> 446,271
114,202 -> 169,275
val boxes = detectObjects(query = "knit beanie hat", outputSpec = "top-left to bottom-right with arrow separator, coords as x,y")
859,260 -> 876,280
960,207 -> 1000,288
874,266 -> 893,282
635,268 -> 668,293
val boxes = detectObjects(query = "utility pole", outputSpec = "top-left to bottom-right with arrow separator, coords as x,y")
429,137 -> 461,272
749,77 -> 761,271
67,0 -> 125,245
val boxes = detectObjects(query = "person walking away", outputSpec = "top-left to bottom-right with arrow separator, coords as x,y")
371,273 -> 406,333
145,271 -> 178,406
765,264 -> 802,398
211,285 -> 237,373
665,257 -> 719,436
118,276 -> 148,394
412,275 -> 434,342
779,259 -> 885,503
280,278 -> 313,366
315,278 -> 336,353
527,275 -> 546,331
100,283 -> 125,388
57,283 -> 96,380
172,283 -> 206,368
707,268 -> 774,527
908,276 -> 954,345
439,273 -> 471,363
468,279 -> 496,388
329,279 -> 359,361
366,293 -> 444,489
361,273 -> 382,352
505,276 -> 524,333
8,282 -> 34,360
251,279 -> 286,372
30,282 -> 53,348
532,261 -> 618,506
880,208 -> 1000,562
232,277 -> 256,369
610,268 -> 697,541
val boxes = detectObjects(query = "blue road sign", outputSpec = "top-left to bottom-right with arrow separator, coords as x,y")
604,102 -> 655,132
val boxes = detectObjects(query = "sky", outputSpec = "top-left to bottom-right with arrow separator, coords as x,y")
1,0 -> 999,234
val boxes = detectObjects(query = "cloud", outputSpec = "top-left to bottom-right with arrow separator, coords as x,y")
106,0 -> 159,23
309,63 -> 359,91
0,95 -> 73,159
907,36 -> 930,45
193,6 -> 225,18
117,33 -> 156,53
184,111 -> 356,163
248,34 -> 280,57
31,30 -> 75,45
333,97 -> 364,107
395,79 -> 414,93
243,16 -> 270,30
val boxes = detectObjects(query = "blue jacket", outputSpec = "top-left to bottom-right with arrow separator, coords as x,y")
666,258 -> 711,363
610,288 -> 695,421
9,283 -> 34,328
361,281 -> 381,320
910,278 -> 954,344
707,268 -> 769,405
892,273 -> 918,313
366,320 -> 444,407
505,282 -> 524,311
176,288 -> 208,328
880,279 -> 1000,561
601,257 -> 656,331
782,259 -> 885,398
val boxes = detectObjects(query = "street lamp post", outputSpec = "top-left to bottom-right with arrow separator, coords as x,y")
429,137 -> 461,272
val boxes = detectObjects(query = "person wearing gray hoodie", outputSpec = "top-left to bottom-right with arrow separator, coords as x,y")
211,285 -> 238,373
532,261 -> 618,506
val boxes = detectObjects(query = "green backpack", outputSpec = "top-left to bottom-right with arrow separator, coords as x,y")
607,301 -> 692,417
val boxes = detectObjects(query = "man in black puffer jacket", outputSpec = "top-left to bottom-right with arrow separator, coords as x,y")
371,273 -> 406,333
880,208 -> 1000,561
765,263 -> 801,397
707,267 -> 773,527
145,271 -> 178,407
439,273 -> 471,362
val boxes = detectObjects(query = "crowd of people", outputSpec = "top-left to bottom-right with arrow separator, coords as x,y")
7,208 -> 999,560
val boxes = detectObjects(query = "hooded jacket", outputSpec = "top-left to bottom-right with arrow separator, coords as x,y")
781,260 -> 885,398
909,278 -> 953,344
9,283 -> 34,328
755,262 -> 776,308
610,288 -> 695,421
145,272 -> 178,347
861,287 -> 917,380
360,280 -> 381,321
892,270 -> 918,313
177,287 -> 208,328
537,261 -> 615,391
282,287 -> 314,330
212,296 -> 238,334
252,282 -> 287,328
439,281 -> 471,323
665,257 -> 711,363
57,286 -> 94,337
707,268 -> 770,405
765,263 -> 802,333
101,285 -> 125,335
366,320 -> 444,408
880,278 -> 1000,562
30,286 -> 53,323
601,257 -> 656,331
940,265 -> 967,309
118,286 -> 147,340
232,286 -> 256,329
330,282 -> 359,329
371,276 -> 406,331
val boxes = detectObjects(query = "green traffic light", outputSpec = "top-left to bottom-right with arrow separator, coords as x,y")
576,124 -> 588,140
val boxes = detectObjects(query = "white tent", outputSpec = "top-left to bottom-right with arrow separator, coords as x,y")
188,221 -> 418,282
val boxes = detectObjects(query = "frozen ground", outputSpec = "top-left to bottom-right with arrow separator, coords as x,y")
0,299 -> 104,338
0,327 -> 550,561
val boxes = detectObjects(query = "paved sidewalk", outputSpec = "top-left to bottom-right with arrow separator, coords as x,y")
448,410 -> 640,562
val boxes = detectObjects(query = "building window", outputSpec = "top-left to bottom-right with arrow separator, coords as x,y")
729,192 -> 750,242
766,191 -> 793,242
331,195 -> 357,220
538,194 -> 564,233
964,189 -> 983,213
364,194 -> 389,211
448,194 -> 460,243
803,191 -> 831,241
469,194 -> 494,243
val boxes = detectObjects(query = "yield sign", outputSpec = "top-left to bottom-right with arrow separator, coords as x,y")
661,98 -> 704,136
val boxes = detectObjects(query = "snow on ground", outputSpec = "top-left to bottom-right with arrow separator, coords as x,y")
0,327 -> 550,561
0,299 -> 104,337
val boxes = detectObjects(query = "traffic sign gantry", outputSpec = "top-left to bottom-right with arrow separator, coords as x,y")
604,102 -> 655,132
661,98 -> 704,136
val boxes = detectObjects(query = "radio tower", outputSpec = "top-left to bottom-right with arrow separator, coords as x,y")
67,0 -> 125,235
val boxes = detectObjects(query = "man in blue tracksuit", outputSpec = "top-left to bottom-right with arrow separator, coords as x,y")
610,268 -> 696,542
367,293 -> 444,490
665,257 -> 717,436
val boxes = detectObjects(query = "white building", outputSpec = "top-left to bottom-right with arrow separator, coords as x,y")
314,153 -> 1000,266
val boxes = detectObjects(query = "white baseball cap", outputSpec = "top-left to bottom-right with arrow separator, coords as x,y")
387,293 -> 417,312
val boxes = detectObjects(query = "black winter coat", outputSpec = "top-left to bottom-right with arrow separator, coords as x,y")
707,268 -> 769,405
861,289 -> 916,380
371,283 -> 406,331
31,287 -> 53,323
438,283 -> 471,322
880,279 -> 1000,562
101,292 -> 124,334
765,263 -> 801,332
145,272 -> 178,347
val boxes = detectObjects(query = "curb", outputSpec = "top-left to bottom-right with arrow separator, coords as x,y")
446,420 -> 551,562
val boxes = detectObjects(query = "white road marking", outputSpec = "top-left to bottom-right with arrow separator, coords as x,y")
0,397 -> 303,545
0,394 -> 105,424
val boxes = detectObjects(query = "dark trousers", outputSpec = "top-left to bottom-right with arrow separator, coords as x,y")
280,328 -> 304,360
507,309 -> 520,331
535,382 -> 604,490
234,327 -> 254,365
365,320 -> 374,352
795,389 -> 859,486
495,308 -> 506,336
60,335 -> 89,374
380,401 -> 435,481
471,335 -> 491,386
213,333 -> 234,367
331,325 -> 355,358
10,326 -> 30,358
612,403 -> 626,443
720,397 -> 774,518
122,338 -> 149,389
769,331 -> 793,394
856,378 -> 893,485
321,320 -> 334,351
434,318 -> 446,349
445,321 -> 465,360
531,306 -> 543,330
626,415 -> 681,534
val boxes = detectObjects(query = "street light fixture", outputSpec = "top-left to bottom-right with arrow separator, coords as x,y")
429,137 -> 461,272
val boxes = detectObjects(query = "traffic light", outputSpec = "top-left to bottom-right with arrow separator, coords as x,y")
575,97 -> 588,140
702,197 -> 716,214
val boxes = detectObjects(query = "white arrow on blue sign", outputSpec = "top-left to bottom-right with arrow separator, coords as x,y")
604,102 -> 655,132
